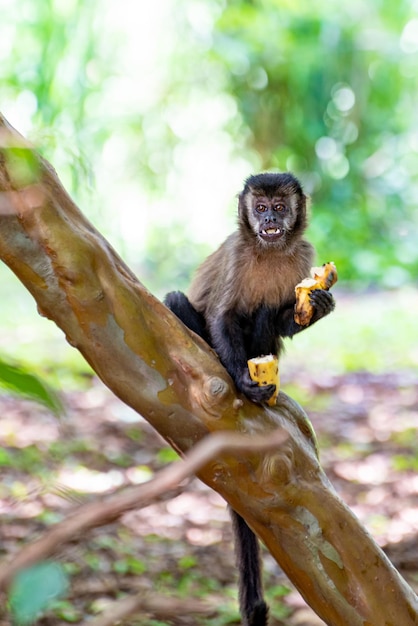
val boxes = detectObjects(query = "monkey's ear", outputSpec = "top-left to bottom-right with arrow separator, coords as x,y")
237,192 -> 246,217
237,188 -> 252,218
237,192 -> 253,235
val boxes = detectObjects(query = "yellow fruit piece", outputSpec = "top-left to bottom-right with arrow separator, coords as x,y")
294,278 -> 318,327
294,262 -> 337,326
247,354 -> 279,407
311,262 -> 338,290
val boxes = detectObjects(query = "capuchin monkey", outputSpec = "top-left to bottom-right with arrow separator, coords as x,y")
164,172 -> 335,626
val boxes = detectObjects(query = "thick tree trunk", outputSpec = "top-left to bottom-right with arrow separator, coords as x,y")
0,113 -> 417,626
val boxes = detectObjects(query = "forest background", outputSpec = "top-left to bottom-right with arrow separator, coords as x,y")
0,1 -> 418,624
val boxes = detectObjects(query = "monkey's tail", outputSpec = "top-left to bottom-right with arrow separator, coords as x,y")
230,508 -> 269,626
249,601 -> 269,626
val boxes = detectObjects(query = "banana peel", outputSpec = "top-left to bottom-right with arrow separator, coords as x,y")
247,354 -> 279,406
294,262 -> 338,326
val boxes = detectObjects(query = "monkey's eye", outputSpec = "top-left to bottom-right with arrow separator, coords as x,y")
274,203 -> 286,212
256,204 -> 267,213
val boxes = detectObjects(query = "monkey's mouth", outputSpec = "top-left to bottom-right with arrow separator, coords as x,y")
259,227 -> 285,241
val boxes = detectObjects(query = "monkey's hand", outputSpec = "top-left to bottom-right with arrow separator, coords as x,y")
247,355 -> 279,406
309,289 -> 335,323
294,262 -> 337,326
237,369 -> 277,404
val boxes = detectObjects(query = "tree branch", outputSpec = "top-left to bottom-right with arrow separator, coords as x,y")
0,113 -> 417,626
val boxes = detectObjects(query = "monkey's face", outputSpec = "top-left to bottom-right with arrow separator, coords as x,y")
246,192 -> 302,247
238,173 -> 308,248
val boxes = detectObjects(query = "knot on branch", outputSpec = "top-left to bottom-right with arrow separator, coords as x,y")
258,442 -> 295,485
191,375 -> 231,416
205,376 -> 229,400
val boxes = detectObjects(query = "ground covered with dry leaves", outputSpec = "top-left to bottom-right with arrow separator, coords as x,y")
0,365 -> 417,625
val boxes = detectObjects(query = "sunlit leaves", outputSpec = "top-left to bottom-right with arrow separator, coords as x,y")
2,0 -> 418,285
212,1 -> 418,285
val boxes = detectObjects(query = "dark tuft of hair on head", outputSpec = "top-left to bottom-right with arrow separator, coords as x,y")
243,172 -> 304,198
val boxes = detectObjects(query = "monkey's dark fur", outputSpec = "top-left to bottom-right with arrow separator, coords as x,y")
165,172 -> 335,626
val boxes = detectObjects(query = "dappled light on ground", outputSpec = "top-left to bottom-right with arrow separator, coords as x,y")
0,357 -> 417,624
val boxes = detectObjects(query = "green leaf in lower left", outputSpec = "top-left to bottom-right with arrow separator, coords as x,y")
8,561 -> 69,625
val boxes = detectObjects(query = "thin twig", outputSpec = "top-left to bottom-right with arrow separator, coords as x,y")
0,428 -> 287,589
81,592 -> 213,626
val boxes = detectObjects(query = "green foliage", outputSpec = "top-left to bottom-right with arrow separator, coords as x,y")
178,555 -> 198,569
393,453 -> 418,472
0,358 -> 63,415
2,1 -> 418,287
8,561 -> 69,625
211,1 -> 418,285
157,447 -> 180,464
48,600 -> 80,623
141,223 -> 212,297
113,557 -> 147,575
0,446 -> 12,466
6,445 -> 44,475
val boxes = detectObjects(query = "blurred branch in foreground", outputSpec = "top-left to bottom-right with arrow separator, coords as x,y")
0,429 -> 287,589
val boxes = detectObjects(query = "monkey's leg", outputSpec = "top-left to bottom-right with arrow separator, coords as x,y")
164,291 -> 209,340
249,305 -> 280,356
230,508 -> 269,626
210,315 -> 276,404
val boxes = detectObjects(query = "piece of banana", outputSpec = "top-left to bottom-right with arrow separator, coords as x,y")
294,262 -> 338,326
311,261 -> 338,290
247,354 -> 279,407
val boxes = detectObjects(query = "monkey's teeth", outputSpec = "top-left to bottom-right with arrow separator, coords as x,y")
264,228 -> 281,235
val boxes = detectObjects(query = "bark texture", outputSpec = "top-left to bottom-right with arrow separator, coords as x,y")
0,113 -> 417,626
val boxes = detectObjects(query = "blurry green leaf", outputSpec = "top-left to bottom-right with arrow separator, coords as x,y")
113,559 -> 129,574
0,447 -> 12,466
127,557 -> 147,575
268,584 -> 291,598
393,454 -> 418,472
113,556 -> 147,575
9,561 -> 69,625
126,427 -> 143,442
12,446 -> 44,474
84,553 -> 103,571
0,359 -> 63,416
157,447 -> 180,464
50,599 -> 80,623
179,555 -> 197,569
3,147 -> 40,187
